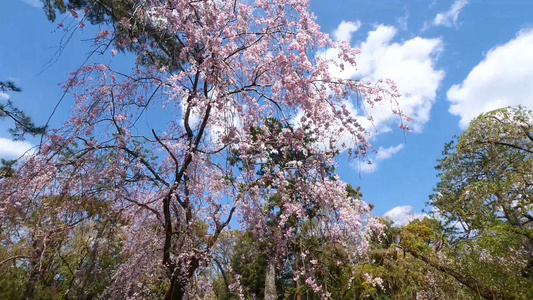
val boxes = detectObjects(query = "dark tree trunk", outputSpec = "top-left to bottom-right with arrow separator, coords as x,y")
164,279 -> 186,300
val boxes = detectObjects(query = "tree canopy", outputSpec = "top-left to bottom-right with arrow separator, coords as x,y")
427,106 -> 533,299
1,1 -> 405,299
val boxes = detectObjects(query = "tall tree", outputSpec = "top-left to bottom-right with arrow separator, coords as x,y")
3,1 -> 406,299
431,106 -> 533,238
227,118 -> 378,299
428,106 -> 533,299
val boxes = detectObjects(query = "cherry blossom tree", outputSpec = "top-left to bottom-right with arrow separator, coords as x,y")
2,1 -> 405,299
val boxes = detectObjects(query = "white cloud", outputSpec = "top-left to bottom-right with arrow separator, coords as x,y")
383,205 -> 425,227
325,23 -> 444,134
333,21 -> 361,43
20,0 -> 43,8
375,143 -> 404,161
0,138 -> 34,159
448,28 -> 533,129
355,144 -> 404,173
433,0 -> 468,27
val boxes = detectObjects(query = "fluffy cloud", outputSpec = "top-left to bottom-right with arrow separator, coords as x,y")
375,143 -> 404,161
448,28 -> 533,129
355,144 -> 404,173
0,138 -> 34,159
383,205 -> 425,227
326,24 -> 444,134
433,0 -> 468,27
333,21 -> 361,43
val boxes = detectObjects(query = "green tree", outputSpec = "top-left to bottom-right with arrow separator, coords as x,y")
431,106 -> 533,237
349,216 -> 532,300
0,195 -> 125,300
426,106 -> 533,299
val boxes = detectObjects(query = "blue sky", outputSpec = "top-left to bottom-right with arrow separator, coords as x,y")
1,0 -> 533,225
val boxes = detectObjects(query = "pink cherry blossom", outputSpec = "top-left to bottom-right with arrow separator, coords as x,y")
0,1 -> 408,299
